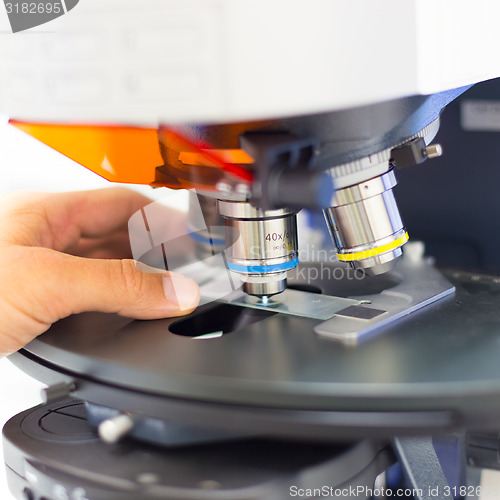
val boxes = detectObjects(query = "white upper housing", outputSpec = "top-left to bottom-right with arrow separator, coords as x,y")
0,0 -> 499,126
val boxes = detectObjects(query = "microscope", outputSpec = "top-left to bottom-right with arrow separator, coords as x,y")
4,1 -> 500,499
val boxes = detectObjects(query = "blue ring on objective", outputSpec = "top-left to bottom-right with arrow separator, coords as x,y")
227,257 -> 299,274
188,232 -> 226,246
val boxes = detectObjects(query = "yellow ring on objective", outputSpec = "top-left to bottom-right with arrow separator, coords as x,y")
337,232 -> 409,262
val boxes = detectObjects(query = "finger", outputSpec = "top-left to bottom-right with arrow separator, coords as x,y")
69,232 -> 133,259
37,250 -> 200,321
0,247 -> 200,355
58,188 -> 155,239
0,188 -> 182,251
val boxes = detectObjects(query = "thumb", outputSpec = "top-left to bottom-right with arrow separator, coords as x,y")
42,250 -> 200,320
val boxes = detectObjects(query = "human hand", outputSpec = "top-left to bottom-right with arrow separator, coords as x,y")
0,188 -> 200,356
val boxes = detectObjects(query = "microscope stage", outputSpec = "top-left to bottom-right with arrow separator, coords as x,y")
11,263 -> 500,439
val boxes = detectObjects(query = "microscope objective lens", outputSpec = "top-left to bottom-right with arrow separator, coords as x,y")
217,200 -> 298,297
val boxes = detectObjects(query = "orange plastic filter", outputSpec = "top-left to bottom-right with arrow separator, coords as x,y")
10,121 -> 164,185
10,121 -> 255,190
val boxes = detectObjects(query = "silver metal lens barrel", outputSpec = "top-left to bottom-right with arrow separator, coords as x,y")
323,169 -> 408,276
217,200 -> 298,296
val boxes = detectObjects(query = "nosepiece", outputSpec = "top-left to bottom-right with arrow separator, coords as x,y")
323,169 -> 408,275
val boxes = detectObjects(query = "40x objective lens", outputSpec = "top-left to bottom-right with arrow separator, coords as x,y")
217,200 -> 298,297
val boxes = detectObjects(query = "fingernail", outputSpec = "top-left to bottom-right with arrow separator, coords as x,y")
163,274 -> 199,311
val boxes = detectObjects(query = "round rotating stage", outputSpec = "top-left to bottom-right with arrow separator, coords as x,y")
11,264 -> 500,439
